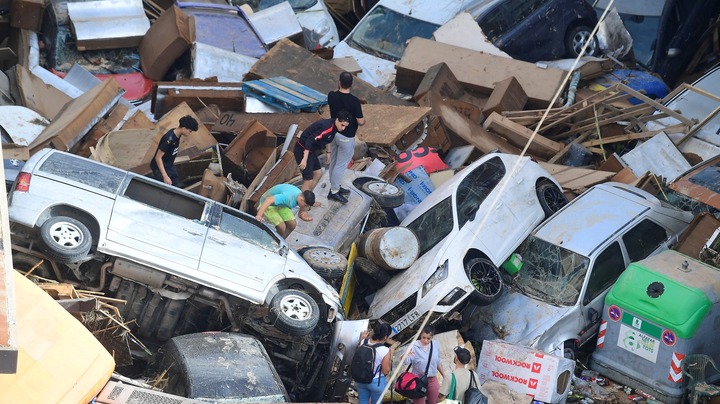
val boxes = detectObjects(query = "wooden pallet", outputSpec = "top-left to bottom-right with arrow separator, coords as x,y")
242,76 -> 327,112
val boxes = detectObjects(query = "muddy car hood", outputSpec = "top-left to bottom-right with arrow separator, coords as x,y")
471,290 -> 574,348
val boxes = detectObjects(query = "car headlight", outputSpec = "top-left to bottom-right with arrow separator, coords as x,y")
422,260 -> 449,297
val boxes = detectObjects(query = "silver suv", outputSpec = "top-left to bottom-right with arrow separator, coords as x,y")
8,149 -> 345,398
463,183 -> 693,359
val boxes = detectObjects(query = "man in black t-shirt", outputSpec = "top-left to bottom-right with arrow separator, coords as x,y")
327,72 -> 365,203
150,115 -> 199,187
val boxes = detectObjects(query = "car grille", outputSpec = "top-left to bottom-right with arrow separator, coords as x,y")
380,292 -> 418,324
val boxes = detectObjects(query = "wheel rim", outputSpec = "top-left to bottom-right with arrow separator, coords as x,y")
49,221 -> 85,247
279,294 -> 313,320
308,249 -> 342,266
367,182 -> 400,196
469,260 -> 502,296
572,30 -> 595,55
542,186 -> 568,213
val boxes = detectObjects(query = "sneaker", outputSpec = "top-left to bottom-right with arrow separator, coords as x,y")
327,191 -> 348,203
338,186 -> 351,195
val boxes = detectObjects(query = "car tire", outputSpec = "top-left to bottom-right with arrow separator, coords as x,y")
465,257 -> 503,306
302,247 -> 348,279
563,340 -> 579,361
12,252 -> 53,278
536,181 -> 568,218
268,289 -> 320,336
354,257 -> 392,287
360,181 -> 405,208
39,216 -> 92,263
565,25 -> 597,57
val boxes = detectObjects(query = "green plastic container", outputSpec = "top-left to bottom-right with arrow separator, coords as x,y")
501,253 -> 523,275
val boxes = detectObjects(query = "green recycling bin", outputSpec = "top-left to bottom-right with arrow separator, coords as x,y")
590,250 -> 720,403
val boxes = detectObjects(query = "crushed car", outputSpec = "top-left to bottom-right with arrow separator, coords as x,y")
367,152 -> 568,337
7,148 -> 347,400
463,182 -> 693,359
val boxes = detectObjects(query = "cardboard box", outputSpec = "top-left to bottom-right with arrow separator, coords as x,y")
139,5 -> 195,81
10,0 -> 43,31
477,340 -> 574,403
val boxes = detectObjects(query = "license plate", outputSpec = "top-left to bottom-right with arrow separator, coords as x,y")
617,323 -> 660,363
392,309 -> 421,334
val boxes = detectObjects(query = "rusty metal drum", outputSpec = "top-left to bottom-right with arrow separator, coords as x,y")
358,227 -> 419,271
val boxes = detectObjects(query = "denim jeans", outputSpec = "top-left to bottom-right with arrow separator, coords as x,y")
357,374 -> 387,404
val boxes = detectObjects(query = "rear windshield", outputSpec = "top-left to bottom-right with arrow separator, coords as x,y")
39,152 -> 125,194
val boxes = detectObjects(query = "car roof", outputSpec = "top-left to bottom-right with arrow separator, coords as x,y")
377,0 -> 490,25
399,152 -> 523,226
533,183 -> 654,255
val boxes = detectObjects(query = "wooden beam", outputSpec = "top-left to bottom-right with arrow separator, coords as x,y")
580,123 -> 689,147
616,83 -> 694,126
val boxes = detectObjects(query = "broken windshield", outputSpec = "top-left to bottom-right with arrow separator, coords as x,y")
513,236 -> 590,306
405,197 -> 454,257
347,5 -> 440,61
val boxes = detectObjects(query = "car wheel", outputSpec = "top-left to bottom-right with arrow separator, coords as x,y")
12,252 -> 53,278
465,257 -> 503,305
268,289 -> 320,336
563,340 -> 578,361
360,181 -> 405,208
536,181 -> 568,218
565,25 -> 597,57
39,216 -> 92,263
302,247 -> 348,279
354,257 -> 392,288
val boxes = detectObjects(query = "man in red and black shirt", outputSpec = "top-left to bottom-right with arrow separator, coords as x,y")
293,110 -> 352,208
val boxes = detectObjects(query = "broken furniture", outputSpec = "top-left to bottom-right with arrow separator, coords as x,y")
242,76 -> 327,113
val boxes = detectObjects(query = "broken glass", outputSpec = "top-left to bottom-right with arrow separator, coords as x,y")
513,236 -> 590,306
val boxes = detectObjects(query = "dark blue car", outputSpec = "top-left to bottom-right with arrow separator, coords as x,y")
470,0 -> 599,62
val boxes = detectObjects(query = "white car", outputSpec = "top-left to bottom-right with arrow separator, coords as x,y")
367,153 -> 567,335
237,0 -> 340,49
462,183 -> 693,359
332,0 -> 484,88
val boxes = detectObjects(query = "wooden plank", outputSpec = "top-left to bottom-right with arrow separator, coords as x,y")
617,83 -> 694,126
482,76 -> 527,119
355,104 -> 432,147
580,123 -> 689,147
482,112 -> 562,158
538,162 -> 615,192
396,37 -> 567,108
245,38 -> 408,106
439,104 -> 520,155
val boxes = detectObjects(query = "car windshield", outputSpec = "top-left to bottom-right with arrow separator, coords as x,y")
405,197 -> 454,257
235,0 -> 318,12
347,5 -> 440,61
513,236 -> 590,306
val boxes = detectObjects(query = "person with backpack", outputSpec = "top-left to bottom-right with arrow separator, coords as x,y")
405,326 -> 445,404
438,346 -> 478,402
352,323 -> 395,404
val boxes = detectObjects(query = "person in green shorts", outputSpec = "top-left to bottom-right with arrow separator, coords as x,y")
255,184 -> 316,238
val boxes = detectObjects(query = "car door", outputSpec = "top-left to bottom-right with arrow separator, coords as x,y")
577,219 -> 671,345
199,206 -> 286,303
107,176 -> 209,275
493,0 -> 559,61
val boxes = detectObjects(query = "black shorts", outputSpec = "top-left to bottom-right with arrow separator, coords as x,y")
293,145 -> 321,180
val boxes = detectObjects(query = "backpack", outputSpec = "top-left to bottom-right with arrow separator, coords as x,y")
464,372 -> 488,404
350,339 -> 385,384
